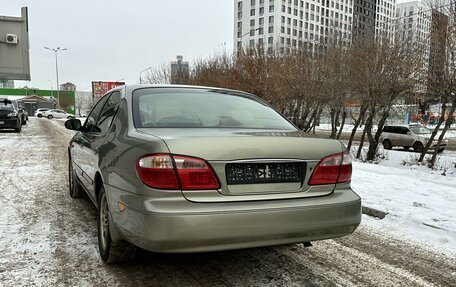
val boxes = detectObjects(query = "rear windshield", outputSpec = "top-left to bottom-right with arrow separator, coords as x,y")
132,88 -> 296,130
0,103 -> 15,111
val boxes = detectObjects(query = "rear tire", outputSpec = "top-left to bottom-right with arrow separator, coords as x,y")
69,156 -> 82,198
382,139 -> 392,150
37,114 -> 42,118
47,115 -> 53,119
22,117 -> 27,125
98,186 -> 137,263
15,126 -> 21,133
413,142 -> 424,153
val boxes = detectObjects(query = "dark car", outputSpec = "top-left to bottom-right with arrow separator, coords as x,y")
65,85 -> 361,263
0,99 -> 22,132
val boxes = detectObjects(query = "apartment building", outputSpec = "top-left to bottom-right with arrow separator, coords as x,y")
234,0 -> 398,53
233,0 -> 355,54
396,1 -> 448,95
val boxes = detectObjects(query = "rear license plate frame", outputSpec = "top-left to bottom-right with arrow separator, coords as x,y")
226,162 -> 302,185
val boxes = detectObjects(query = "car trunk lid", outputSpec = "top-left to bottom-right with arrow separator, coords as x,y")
137,128 -> 344,202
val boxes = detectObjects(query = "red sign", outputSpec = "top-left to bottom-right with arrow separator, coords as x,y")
92,81 -> 125,102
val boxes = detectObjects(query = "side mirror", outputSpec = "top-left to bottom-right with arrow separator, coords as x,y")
65,118 -> 82,131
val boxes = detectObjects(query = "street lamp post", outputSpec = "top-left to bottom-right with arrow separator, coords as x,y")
44,47 -> 67,108
239,28 -> 260,52
47,79 -> 53,99
139,67 -> 152,84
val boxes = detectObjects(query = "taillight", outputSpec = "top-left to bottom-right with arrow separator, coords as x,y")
136,154 -> 220,190
136,154 -> 179,189
174,155 -> 220,190
308,151 -> 352,185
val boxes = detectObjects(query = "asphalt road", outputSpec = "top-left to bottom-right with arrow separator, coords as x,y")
0,118 -> 454,287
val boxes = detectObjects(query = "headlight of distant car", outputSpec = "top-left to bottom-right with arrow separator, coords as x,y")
7,112 -> 17,117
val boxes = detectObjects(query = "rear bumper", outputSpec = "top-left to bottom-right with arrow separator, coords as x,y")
110,188 -> 362,253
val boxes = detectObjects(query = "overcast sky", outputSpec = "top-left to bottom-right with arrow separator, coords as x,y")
3,0 -> 234,91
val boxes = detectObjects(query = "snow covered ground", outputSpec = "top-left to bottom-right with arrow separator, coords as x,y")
1,118 -> 455,286
351,148 -> 456,256
315,123 -> 456,138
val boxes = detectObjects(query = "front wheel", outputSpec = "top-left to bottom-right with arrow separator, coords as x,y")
98,186 -> 137,263
413,142 -> 424,153
47,115 -> 53,119
382,140 -> 392,150
37,114 -> 42,118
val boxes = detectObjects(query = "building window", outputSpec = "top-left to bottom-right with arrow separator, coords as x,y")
259,27 -> 264,34
268,26 -> 274,33
268,36 -> 273,44
269,16 -> 274,23
269,5 -> 274,12
251,0 -> 256,5
251,19 -> 255,26
251,9 -> 255,16
260,7 -> 264,14
238,1 -> 243,10
238,12 -> 242,19
259,18 -> 264,24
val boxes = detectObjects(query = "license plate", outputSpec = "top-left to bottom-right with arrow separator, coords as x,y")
226,162 -> 302,185
0,121 -> 4,125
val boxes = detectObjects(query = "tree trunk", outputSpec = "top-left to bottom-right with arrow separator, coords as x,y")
310,106 -> 324,134
304,106 -> 319,132
357,111 -> 374,159
428,102 -> 456,168
357,127 -> 367,159
366,106 -> 390,162
336,107 -> 346,140
418,102 -> 447,162
330,107 -> 341,139
347,103 -> 368,151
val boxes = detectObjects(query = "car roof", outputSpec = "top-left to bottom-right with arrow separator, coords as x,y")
108,84 -> 256,99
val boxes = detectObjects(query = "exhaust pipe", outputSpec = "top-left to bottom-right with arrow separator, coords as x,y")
303,242 -> 313,248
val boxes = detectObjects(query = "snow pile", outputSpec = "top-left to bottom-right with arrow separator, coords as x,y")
351,149 -> 456,256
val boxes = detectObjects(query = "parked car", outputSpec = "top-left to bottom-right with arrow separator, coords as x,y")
0,99 -> 22,132
34,108 -> 50,118
381,124 -> 448,152
65,85 -> 361,263
43,109 -> 74,119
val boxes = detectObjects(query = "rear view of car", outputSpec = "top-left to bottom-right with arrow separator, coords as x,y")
65,85 -> 362,263
0,99 -> 22,132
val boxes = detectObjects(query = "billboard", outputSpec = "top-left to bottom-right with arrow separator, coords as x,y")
0,7 -> 30,80
92,81 -> 125,102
